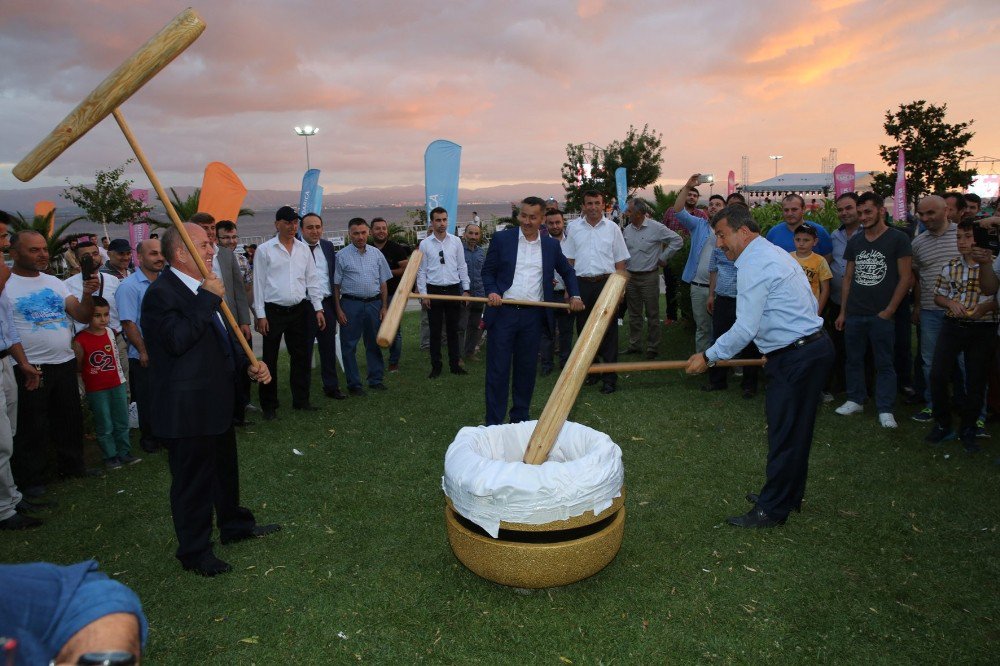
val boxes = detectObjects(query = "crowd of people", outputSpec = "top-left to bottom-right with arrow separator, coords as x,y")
2,183 -> 998,540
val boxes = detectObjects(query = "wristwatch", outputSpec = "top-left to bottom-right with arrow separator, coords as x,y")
702,352 -> 716,368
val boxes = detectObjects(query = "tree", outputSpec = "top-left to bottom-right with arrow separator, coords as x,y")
638,185 -> 678,221
561,124 -> 664,211
62,160 -> 155,237
160,187 -> 255,222
9,210 -> 85,275
870,100 -> 976,206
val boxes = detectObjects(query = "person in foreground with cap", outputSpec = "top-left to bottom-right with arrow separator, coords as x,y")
252,206 -> 326,420
101,238 -> 133,281
685,204 -> 834,528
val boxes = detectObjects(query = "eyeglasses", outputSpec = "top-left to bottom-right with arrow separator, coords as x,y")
439,250 -> 445,265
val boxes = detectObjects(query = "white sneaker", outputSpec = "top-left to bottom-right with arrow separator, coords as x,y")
879,413 -> 898,429
835,400 -> 864,416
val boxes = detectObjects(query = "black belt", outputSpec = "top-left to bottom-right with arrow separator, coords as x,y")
265,301 -> 307,312
0,349 -> 9,360
767,330 -> 825,359
341,294 -> 380,303
628,269 -> 658,275
579,274 -> 610,283
690,281 -> 709,288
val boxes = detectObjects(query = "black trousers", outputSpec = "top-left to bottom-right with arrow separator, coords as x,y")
11,359 -> 84,487
707,295 -> 760,390
540,292 -> 574,371
662,265 -> 679,321
129,358 -> 156,446
164,427 -> 256,567
427,283 -> 462,370
305,295 -> 342,392
757,334 -> 834,521
931,319 -> 996,434
260,301 -> 312,410
576,279 -> 618,387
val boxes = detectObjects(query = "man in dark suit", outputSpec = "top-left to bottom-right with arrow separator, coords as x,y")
482,196 -> 584,425
301,213 -> 346,399
142,223 -> 278,576
191,213 -> 255,426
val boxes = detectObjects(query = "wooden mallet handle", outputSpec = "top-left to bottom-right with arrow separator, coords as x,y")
112,110 -> 256,364
13,8 -> 205,182
408,293 -> 571,310
522,272 -> 628,465
377,250 -> 423,347
587,359 -> 766,373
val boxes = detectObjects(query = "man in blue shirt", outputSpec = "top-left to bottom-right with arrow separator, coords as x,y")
686,204 -> 834,528
766,194 -> 833,258
116,239 -> 164,453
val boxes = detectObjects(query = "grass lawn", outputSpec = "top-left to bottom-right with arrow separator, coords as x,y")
2,312 -> 998,664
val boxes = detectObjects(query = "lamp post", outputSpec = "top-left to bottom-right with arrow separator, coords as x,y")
294,125 -> 319,170
768,154 -> 783,178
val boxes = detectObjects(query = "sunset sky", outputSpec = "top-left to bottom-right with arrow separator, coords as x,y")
1,0 -> 997,195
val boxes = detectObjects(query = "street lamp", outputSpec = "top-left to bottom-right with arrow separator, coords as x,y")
294,125 -> 319,170
768,155 -> 783,178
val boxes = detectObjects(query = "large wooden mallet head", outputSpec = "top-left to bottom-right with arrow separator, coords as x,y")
13,8 -> 205,182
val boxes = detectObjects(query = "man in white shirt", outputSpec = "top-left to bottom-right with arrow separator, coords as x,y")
416,207 -> 470,378
8,231 -> 98,495
252,206 -> 326,420
562,190 -> 630,394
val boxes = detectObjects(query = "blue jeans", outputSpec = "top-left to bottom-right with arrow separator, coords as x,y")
339,298 -> 384,389
388,329 -> 403,366
919,309 -> 945,407
844,314 -> 896,413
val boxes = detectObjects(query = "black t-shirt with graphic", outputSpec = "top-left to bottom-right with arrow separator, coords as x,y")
844,226 -> 912,316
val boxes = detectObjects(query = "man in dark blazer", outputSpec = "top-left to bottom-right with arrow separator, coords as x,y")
191,213 -> 255,425
301,213 -> 346,399
143,223 -> 278,577
482,196 -> 584,425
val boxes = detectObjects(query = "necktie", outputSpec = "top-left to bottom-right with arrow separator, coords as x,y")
309,244 -> 318,264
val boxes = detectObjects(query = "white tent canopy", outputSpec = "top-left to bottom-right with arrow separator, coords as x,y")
740,171 -> 873,194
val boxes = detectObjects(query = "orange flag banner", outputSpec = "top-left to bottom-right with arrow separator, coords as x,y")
198,162 -> 247,223
34,201 -> 56,236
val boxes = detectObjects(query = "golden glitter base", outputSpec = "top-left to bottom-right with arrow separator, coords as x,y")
444,504 -> 625,589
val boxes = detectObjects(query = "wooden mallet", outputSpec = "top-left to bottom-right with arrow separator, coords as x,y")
522,272 -> 628,465
375,249 -> 571,348
12,8 -> 257,365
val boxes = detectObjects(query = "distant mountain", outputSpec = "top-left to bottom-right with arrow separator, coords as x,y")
0,182 -> 568,216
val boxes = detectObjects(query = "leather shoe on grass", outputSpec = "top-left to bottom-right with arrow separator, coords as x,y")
428,367 -> 442,379
369,383 -> 388,391
726,506 -> 786,528
324,388 -> 347,400
600,384 -> 616,395
183,554 -> 232,577
348,387 -> 366,397
262,409 -> 277,421
0,512 -> 43,530
221,523 -> 281,545
584,376 -> 599,386
745,492 -> 801,513
16,498 -> 55,513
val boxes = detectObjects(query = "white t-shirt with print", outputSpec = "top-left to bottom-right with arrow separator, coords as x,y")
6,273 -> 75,364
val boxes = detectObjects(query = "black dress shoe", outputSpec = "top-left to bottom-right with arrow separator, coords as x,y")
726,506 -> 786,528
369,383 -> 388,391
221,523 -> 282,545
745,492 -> 801,513
348,387 -> 366,397
600,384 -> 616,395
0,512 -> 43,530
293,404 -> 318,412
183,554 -> 232,577
262,409 -> 277,421
701,384 -> 726,392
584,376 -> 599,386
451,367 -> 468,375
16,497 -> 56,512
324,388 -> 347,400
428,367 -> 442,379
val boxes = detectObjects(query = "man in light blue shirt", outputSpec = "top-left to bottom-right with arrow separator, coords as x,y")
671,175 -> 716,353
686,204 -> 834,529
765,194 -> 833,258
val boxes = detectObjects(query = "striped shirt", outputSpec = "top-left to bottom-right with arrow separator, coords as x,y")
709,248 -> 738,298
0,295 -> 22,352
334,243 -> 392,299
935,256 -> 998,322
911,223 -> 958,311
